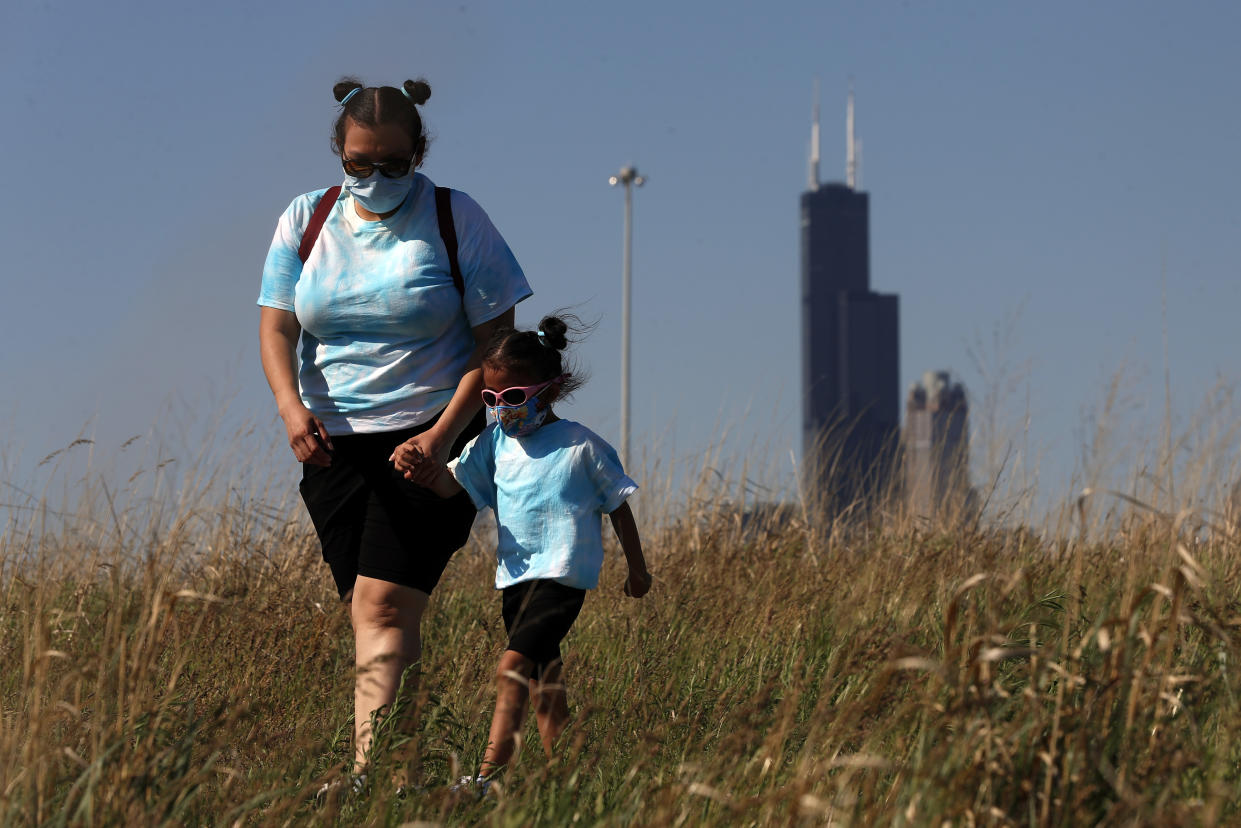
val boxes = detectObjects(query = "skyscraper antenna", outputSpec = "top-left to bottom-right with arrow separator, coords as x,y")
856,138 -> 863,190
809,78 -> 820,191
846,80 -> 857,190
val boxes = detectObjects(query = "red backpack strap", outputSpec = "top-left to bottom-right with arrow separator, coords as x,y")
434,186 -> 465,296
297,186 -> 341,264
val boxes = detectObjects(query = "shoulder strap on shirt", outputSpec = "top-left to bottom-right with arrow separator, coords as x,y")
297,185 -> 341,264
435,186 -> 465,296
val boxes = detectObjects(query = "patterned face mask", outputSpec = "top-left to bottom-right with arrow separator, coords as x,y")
488,396 -> 552,437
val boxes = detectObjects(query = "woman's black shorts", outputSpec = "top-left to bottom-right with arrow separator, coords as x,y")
299,411 -> 484,600
501,579 -> 587,676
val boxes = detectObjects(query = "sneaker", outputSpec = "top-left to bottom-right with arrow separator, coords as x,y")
395,779 -> 427,798
315,772 -> 368,803
449,774 -> 491,798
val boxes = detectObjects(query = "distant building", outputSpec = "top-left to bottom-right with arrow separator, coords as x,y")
904,371 -> 973,520
801,86 -> 900,506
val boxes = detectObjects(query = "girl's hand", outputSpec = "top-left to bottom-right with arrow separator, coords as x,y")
624,567 -> 652,598
280,403 -> 333,466
391,428 -> 451,485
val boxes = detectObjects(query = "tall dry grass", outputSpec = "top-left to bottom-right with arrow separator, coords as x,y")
2,398 -> 1240,825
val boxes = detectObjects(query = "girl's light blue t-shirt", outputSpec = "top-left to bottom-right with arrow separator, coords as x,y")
258,174 -> 531,434
450,420 -> 638,590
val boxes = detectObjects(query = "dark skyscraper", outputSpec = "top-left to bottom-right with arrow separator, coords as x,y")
801,88 -> 900,504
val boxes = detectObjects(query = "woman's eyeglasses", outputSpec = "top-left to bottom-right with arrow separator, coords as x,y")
481,375 -> 565,408
341,155 -> 415,179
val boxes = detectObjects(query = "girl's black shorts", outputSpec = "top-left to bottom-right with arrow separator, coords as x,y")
298,411 -> 484,600
501,579 -> 587,676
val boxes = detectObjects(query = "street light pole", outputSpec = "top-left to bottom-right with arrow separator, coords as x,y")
609,165 -> 644,468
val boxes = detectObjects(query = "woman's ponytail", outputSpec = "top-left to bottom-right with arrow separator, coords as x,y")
402,79 -> 432,105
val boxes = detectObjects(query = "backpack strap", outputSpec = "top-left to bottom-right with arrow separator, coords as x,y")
434,186 -> 465,296
297,186 -> 341,264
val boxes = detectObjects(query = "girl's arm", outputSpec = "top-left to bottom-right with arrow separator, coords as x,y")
608,501 -> 651,598
427,466 -> 465,499
392,307 -> 514,483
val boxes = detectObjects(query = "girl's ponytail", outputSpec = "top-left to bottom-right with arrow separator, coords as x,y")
484,311 -> 593,399
536,316 -> 570,351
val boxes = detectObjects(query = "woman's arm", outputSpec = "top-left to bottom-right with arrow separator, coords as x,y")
608,501 -> 652,598
259,306 -> 333,466
392,307 -> 514,483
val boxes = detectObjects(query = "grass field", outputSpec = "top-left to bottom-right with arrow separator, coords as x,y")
3,429 -> 1240,826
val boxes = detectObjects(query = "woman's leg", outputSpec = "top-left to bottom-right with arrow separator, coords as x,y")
481,649 -> 535,775
530,659 -> 570,757
350,575 -> 429,770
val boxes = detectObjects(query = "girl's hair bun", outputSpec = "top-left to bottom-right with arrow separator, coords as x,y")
333,78 -> 364,103
403,79 -> 432,105
537,316 -> 570,351
483,310 -> 593,399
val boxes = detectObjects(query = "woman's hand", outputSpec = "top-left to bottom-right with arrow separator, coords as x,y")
391,427 -> 451,485
261,308 -> 332,466
281,403 -> 333,466
624,567 -> 652,598
391,310 -> 512,485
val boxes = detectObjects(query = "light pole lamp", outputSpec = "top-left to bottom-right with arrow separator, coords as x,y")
609,165 -> 644,469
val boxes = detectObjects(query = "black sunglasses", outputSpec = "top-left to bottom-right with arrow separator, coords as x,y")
341,154 -> 415,179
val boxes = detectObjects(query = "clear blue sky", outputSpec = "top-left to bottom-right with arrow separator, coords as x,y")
3,0 -> 1238,516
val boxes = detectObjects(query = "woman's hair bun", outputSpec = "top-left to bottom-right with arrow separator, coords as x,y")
333,78 -> 364,103
537,316 -> 570,351
402,79 -> 432,105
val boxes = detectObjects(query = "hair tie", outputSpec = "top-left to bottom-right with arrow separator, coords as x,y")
400,86 -> 414,103
537,330 -> 550,346
340,87 -> 361,106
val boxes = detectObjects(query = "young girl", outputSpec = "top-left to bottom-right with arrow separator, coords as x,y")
393,314 -> 651,786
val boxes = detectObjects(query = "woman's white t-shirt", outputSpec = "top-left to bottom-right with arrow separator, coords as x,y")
258,173 -> 531,434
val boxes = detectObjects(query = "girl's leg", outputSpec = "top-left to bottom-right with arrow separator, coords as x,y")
481,649 -> 535,775
530,659 -> 570,756
350,575 -> 429,771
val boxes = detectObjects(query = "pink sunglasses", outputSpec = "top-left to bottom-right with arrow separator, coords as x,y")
481,374 -> 566,408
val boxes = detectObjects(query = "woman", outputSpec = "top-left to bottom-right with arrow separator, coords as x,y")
258,76 -> 530,774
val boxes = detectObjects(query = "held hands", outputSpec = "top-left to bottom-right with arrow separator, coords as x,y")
281,403 -> 333,466
624,567 -> 652,599
390,428 -> 451,485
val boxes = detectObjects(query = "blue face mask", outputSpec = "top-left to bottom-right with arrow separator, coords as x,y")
344,172 -> 414,215
488,397 -> 551,438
